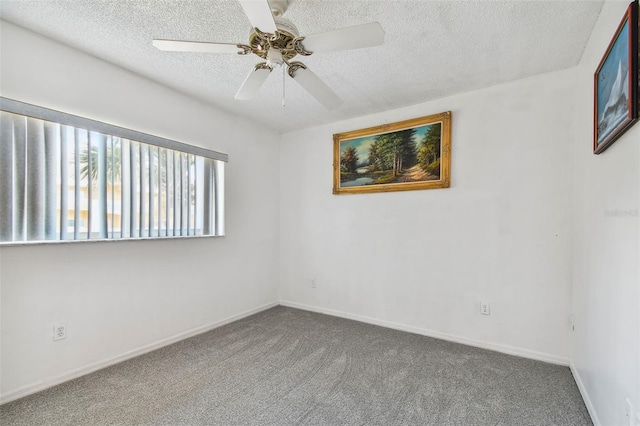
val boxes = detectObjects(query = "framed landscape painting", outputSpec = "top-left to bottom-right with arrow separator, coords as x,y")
594,0 -> 638,154
333,111 -> 451,195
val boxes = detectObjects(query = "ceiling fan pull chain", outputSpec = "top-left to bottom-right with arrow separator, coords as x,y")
282,65 -> 286,107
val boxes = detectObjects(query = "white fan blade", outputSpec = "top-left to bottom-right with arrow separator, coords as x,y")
301,22 -> 385,54
238,0 -> 277,33
290,67 -> 343,110
235,66 -> 272,100
153,39 -> 243,53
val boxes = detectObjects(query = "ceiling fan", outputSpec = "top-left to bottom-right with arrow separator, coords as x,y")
152,0 -> 385,109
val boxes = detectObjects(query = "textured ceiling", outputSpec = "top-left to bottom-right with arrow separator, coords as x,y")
0,0 -> 603,133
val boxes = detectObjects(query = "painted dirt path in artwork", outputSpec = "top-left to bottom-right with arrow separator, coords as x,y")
394,165 -> 439,183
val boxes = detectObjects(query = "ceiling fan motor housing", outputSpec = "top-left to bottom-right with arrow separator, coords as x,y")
272,16 -> 299,37
248,15 -> 300,62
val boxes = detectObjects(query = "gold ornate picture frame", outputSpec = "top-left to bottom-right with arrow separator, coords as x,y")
333,111 -> 451,195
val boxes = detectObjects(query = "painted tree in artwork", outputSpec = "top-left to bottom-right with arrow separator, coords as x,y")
368,129 -> 416,177
395,128 -> 417,172
341,146 -> 359,174
417,123 -> 442,173
367,143 -> 379,170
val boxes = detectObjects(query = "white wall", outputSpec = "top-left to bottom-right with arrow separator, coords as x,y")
570,2 -> 640,425
279,67 -> 577,364
0,21 -> 280,401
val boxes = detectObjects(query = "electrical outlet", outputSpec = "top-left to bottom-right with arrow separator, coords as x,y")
311,279 -> 316,288
480,301 -> 490,315
53,323 -> 67,341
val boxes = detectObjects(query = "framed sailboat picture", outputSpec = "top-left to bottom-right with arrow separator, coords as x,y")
594,0 -> 638,154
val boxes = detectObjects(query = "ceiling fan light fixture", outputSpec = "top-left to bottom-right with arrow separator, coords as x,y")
266,49 -> 284,68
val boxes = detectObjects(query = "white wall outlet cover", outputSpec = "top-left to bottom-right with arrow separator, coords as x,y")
53,323 -> 67,341
480,301 -> 491,315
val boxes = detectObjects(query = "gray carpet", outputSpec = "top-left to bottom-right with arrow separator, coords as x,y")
1,306 -> 591,426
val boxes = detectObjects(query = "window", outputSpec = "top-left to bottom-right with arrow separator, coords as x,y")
0,98 -> 227,244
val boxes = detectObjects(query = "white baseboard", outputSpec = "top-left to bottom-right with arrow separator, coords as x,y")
570,361 -> 600,426
279,300 -> 569,366
0,301 -> 279,405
